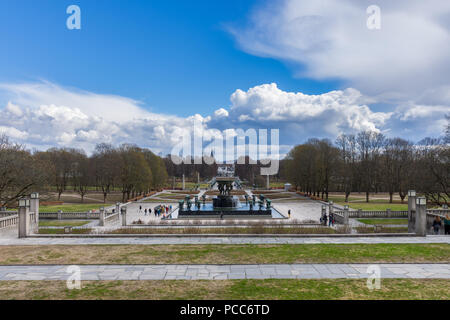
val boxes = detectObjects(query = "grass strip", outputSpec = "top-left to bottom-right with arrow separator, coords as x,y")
0,244 -> 448,265
0,279 -> 448,300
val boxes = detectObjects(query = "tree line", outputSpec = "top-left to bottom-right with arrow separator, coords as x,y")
281,128 -> 449,205
0,136 -> 168,206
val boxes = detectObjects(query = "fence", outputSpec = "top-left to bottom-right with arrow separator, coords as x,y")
334,209 -> 408,219
104,211 -> 120,224
0,211 -> 18,218
0,214 -> 18,229
39,211 -> 100,220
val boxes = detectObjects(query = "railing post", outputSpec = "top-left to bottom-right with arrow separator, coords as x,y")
328,201 -> 334,215
344,205 -> 349,225
18,198 -> 30,238
121,207 -> 127,226
57,210 -> 62,220
415,197 -> 427,236
115,202 -> 120,215
30,192 -> 39,233
387,208 -> 392,218
99,207 -> 105,227
408,190 -> 416,233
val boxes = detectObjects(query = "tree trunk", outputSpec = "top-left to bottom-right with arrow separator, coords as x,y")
366,191 -> 369,203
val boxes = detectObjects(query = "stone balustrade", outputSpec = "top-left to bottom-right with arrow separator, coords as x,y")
0,214 -> 18,229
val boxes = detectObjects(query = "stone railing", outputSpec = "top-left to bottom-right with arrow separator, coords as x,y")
333,212 -> 346,224
0,211 -> 18,218
0,214 -> 18,229
39,211 -> 100,220
104,211 -> 120,223
334,209 -> 408,219
425,209 -> 449,235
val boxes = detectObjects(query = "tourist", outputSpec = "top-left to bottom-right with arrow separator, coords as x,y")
139,205 -> 142,213
288,209 -> 291,219
432,216 -> 441,235
444,214 -> 450,235
323,214 -> 328,226
144,208 -> 147,216
148,208 -> 152,215
329,212 -> 334,227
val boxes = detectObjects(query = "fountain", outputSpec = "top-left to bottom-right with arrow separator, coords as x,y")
177,165 -> 272,218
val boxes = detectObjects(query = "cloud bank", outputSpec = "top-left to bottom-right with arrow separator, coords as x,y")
230,0 -> 450,99
0,81 -> 447,156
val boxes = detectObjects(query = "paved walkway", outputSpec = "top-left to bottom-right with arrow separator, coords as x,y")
0,264 -> 448,280
0,235 -> 449,245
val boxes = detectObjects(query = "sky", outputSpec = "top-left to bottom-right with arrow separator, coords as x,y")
0,0 -> 449,157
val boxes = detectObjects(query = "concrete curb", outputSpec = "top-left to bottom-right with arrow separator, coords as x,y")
27,233 -> 419,238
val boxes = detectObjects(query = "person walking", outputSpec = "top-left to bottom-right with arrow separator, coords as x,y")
329,212 -> 334,227
432,216 -> 441,235
323,213 -> 328,226
139,205 -> 142,213
444,214 -> 450,235
144,208 -> 147,216
288,209 -> 291,219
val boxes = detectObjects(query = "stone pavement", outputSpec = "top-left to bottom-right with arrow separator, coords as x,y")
0,235 -> 449,245
0,264 -> 448,280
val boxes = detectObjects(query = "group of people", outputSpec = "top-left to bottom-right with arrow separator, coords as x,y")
320,212 -> 335,227
432,214 -> 450,235
138,205 -> 172,217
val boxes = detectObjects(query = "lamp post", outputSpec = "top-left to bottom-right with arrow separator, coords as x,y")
407,190 -> 417,233
121,207 -> 127,226
18,197 -> 30,238
99,207 -> 105,227
29,192 -> 39,233
415,197 -> 427,236
344,205 -> 349,225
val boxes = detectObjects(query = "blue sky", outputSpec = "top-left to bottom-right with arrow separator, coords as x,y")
0,0 -> 339,116
0,0 -> 449,155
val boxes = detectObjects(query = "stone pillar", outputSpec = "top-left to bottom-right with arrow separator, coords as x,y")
197,172 -> 200,185
415,197 -> 427,236
321,205 -> 326,218
115,202 -> 120,215
344,205 -> 349,225
182,174 -> 185,190
266,175 -> 270,190
99,207 -> 105,227
18,198 -> 30,238
57,210 -> 62,220
172,176 -> 175,189
121,207 -> 127,226
30,192 -> 39,233
407,190 -> 416,233
328,201 -> 334,215
387,208 -> 392,218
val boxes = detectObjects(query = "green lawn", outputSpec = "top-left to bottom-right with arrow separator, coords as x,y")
0,279 -> 448,300
0,244 -> 447,265
357,219 -> 408,225
38,228 -> 92,235
39,220 -> 91,227
39,204 -> 113,212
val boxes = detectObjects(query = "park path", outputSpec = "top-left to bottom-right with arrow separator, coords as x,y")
0,231 -> 449,245
0,264 -> 449,280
